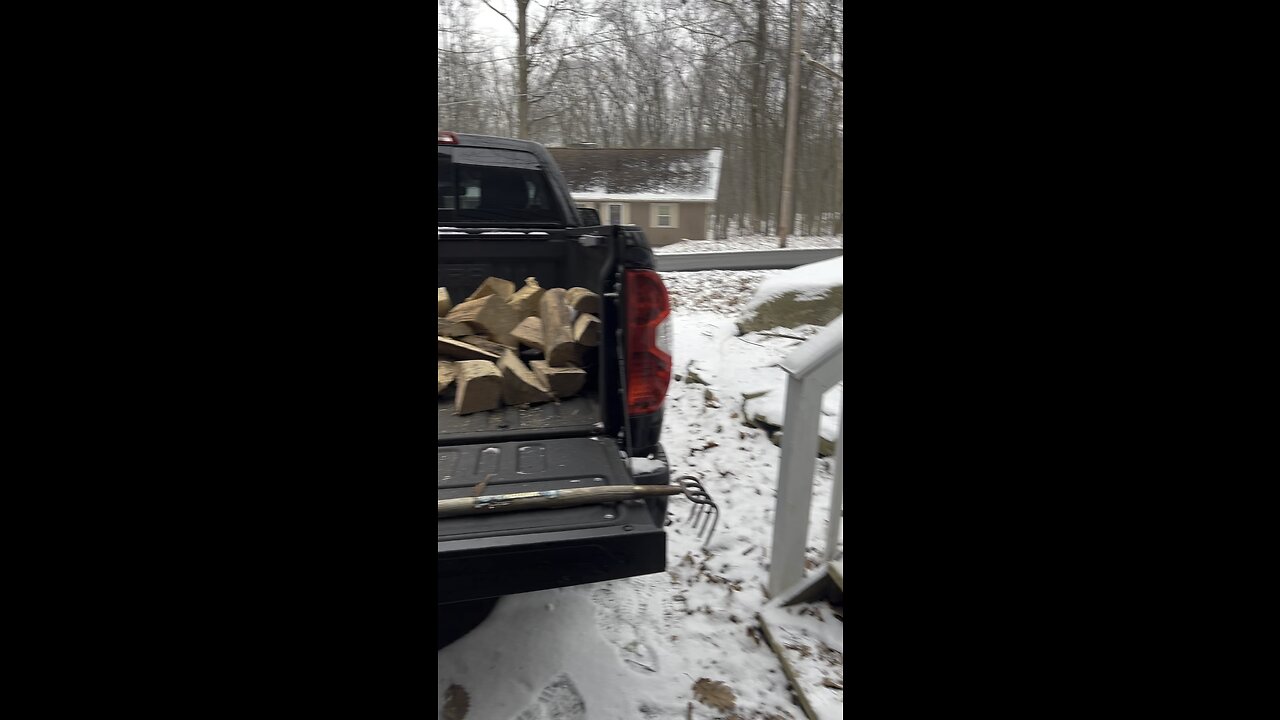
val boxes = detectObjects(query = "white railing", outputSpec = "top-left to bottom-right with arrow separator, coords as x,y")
767,315 -> 844,598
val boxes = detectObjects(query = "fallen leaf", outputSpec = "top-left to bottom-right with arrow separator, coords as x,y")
471,473 -> 495,496
442,684 -> 469,720
784,642 -> 812,658
693,678 -> 736,711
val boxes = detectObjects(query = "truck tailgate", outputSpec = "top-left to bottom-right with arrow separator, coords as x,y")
437,437 -> 666,603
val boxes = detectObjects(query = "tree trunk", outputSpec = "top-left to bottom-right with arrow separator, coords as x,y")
751,0 -> 767,235
778,0 -> 803,247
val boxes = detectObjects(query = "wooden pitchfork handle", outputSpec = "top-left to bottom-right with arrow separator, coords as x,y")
438,484 -> 683,518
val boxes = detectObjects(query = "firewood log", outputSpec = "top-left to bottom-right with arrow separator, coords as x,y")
505,277 -> 545,319
540,289 -> 577,366
497,350 -> 553,405
438,337 -> 499,361
530,360 -> 587,398
438,361 -> 457,395
438,318 -> 473,338
460,335 -> 511,356
511,316 -> 544,351
565,287 -> 601,315
454,361 -> 502,414
572,313 -> 601,347
445,294 -> 520,346
465,276 -> 516,302
438,288 -> 452,317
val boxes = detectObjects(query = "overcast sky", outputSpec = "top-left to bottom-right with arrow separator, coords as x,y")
440,0 -> 521,53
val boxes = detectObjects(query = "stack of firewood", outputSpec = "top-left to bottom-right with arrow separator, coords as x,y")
438,276 -> 602,415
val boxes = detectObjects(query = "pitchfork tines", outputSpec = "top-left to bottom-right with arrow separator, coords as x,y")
676,474 -> 719,545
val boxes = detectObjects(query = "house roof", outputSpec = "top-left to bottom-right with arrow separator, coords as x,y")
547,147 -> 723,203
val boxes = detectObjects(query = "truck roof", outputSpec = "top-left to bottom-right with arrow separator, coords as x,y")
440,131 -> 547,153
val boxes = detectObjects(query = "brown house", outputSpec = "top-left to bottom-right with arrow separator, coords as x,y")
548,146 -> 723,246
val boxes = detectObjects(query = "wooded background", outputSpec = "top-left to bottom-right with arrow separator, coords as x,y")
437,0 -> 844,238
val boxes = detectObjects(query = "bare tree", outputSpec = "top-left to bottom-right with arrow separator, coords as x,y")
437,0 -> 844,238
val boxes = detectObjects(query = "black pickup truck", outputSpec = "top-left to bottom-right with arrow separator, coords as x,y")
437,131 -> 673,637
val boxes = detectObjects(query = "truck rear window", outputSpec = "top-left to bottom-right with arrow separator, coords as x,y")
438,147 -> 559,224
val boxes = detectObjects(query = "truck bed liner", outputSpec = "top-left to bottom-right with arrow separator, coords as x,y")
437,394 -> 601,444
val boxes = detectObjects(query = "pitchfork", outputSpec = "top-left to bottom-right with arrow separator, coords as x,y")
438,474 -> 721,544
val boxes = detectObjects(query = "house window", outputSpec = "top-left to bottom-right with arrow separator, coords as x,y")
651,203 -> 678,229
608,203 -> 624,225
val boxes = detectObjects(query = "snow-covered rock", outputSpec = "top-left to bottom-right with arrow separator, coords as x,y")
736,257 -> 843,335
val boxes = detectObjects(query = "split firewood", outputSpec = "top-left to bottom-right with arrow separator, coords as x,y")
511,316 -> 544,351
460,335 -> 511,356
530,360 -> 587,399
565,287 -> 601,315
454,360 -> 502,414
497,350 -> 553,405
573,313 -> 601,347
438,288 -> 452,317
505,277 -> 545,319
540,289 -> 578,366
438,318 -> 473,338
445,294 -> 521,346
439,336 -> 500,361
465,276 -> 516,302
438,361 -> 457,395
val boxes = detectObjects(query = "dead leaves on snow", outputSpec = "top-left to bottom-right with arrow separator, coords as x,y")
442,684 -> 469,720
693,678 -> 737,712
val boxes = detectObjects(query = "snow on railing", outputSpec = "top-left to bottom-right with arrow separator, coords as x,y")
768,315 -> 844,597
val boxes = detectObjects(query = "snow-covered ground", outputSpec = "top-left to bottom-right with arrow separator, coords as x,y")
655,235 -> 843,254
438,267 -> 844,720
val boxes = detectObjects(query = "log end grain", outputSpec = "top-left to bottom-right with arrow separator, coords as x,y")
454,360 -> 502,414
511,316 -> 545,351
572,313 -> 601,347
566,287 -> 601,315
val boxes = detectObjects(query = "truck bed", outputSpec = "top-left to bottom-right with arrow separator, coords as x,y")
437,394 -> 601,443
437,232 -> 619,443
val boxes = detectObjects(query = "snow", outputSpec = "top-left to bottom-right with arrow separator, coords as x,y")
629,457 -> 668,474
439,265 -> 844,720
655,235 -> 843,254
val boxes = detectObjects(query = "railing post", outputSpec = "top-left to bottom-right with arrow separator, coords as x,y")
825,394 -> 843,561
766,315 -> 843,599
768,373 -> 822,597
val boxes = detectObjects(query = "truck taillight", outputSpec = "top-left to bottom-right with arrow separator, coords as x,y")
626,269 -> 672,415
438,130 -> 459,144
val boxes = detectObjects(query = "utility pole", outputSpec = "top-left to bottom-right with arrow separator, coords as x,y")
777,0 -> 803,248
